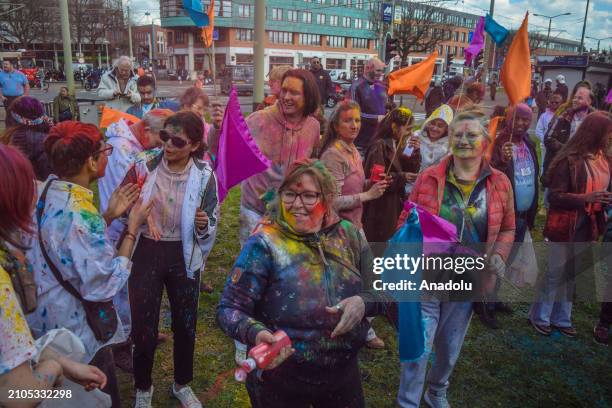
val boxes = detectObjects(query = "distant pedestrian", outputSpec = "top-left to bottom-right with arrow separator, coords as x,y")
555,74 -> 569,102
309,56 -> 334,107
0,60 -> 29,127
349,57 -> 388,155
442,74 -> 463,103
489,73 -> 498,101
536,78 -> 553,119
257,65 -> 292,111
52,86 -> 80,123
126,75 -> 179,118
97,56 -> 140,112
424,79 -> 444,118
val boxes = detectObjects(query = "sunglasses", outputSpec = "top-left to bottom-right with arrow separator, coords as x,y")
94,145 -> 114,157
159,130 -> 191,149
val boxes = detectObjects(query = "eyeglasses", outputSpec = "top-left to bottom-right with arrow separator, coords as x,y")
280,190 -> 321,206
159,130 -> 191,149
312,61 -> 321,65
94,145 -> 114,157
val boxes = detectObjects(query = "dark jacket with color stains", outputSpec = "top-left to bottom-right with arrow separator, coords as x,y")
216,217 -> 395,369
362,137 -> 421,242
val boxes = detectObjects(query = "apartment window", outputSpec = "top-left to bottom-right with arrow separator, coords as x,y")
460,48 -> 464,56
354,18 -> 362,29
237,4 -> 251,18
326,58 -> 346,69
175,31 -> 184,43
453,46 -> 457,54
269,31 -> 293,44
299,33 -> 321,45
316,14 -> 325,24
446,45 -> 451,55
369,1 -> 376,10
356,0 -> 363,8
352,38 -> 368,49
303,11 -> 312,23
272,8 -> 282,20
461,32 -> 466,43
288,10 -> 298,22
235,28 -> 253,41
345,0 -> 351,6
304,0 -> 312,2
329,15 -> 338,26
330,0 -> 339,5
327,35 -> 346,48
342,16 -> 350,27
453,31 -> 458,42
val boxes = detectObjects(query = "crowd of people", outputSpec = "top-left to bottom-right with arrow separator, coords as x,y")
0,53 -> 611,408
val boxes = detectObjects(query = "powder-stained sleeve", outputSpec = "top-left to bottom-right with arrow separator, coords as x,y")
216,235 -> 273,346
321,148 -> 361,210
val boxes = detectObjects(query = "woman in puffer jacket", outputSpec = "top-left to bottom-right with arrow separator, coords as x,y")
217,159 -> 396,408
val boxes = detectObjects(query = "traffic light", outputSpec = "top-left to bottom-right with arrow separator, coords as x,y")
385,36 -> 399,64
474,50 -> 484,68
446,53 -> 454,72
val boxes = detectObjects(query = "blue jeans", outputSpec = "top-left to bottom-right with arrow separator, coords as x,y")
397,300 -> 473,407
529,242 -> 574,327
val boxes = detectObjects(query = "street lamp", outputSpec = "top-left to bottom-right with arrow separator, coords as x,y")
533,12 -> 571,56
586,36 -> 612,54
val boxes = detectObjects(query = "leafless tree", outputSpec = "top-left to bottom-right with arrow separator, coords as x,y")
0,0 -> 46,48
371,1 -> 452,67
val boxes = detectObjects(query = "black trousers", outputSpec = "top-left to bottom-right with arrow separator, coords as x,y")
4,95 -> 18,127
600,303 -> 612,328
90,346 -> 120,407
246,357 -> 365,408
130,237 -> 200,390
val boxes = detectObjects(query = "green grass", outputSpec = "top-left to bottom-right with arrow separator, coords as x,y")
115,186 -> 612,407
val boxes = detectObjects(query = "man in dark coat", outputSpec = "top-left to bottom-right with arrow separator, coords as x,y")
425,80 -> 445,117
309,57 -> 334,106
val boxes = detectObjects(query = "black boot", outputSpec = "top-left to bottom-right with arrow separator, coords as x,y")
473,302 -> 500,329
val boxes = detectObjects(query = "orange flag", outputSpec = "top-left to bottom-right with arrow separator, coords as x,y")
485,115 -> 502,161
99,106 -> 140,129
500,12 -> 531,105
201,1 -> 214,48
387,50 -> 438,100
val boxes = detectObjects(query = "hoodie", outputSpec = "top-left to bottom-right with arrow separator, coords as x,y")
241,103 -> 320,215
417,104 -> 454,172
217,209 -> 396,369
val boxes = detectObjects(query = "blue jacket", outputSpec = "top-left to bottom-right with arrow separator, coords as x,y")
126,99 -> 180,118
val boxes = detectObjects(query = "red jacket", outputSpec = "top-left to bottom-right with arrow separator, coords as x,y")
399,155 -> 516,261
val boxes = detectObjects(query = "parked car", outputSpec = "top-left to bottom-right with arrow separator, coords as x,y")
220,64 -> 253,95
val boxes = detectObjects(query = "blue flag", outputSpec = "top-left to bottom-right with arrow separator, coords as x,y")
484,14 -> 509,46
182,0 -> 210,27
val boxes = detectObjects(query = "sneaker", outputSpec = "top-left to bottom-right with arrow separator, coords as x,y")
553,325 -> 577,338
423,390 -> 450,408
171,384 -> 202,408
366,336 -> 385,349
134,386 -> 154,408
528,319 -> 552,336
593,324 -> 609,345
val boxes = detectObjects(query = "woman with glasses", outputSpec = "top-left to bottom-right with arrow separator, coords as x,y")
26,121 -> 152,407
120,111 -> 219,408
217,159 -> 396,407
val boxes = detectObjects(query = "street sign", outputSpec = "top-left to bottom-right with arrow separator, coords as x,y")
536,55 -> 589,67
213,28 -> 219,41
394,7 -> 401,23
382,3 -> 392,23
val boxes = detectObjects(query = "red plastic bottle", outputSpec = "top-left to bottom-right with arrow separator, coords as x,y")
234,330 -> 291,382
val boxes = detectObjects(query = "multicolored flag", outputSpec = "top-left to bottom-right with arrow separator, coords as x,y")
500,12 -> 531,105
387,50 -> 438,100
215,87 -> 271,202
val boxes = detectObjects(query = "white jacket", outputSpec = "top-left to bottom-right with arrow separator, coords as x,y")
129,152 -> 219,278
97,70 -> 140,112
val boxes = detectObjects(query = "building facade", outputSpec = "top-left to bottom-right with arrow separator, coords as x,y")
133,25 -> 170,69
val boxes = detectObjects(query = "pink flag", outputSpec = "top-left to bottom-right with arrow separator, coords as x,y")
215,87 -> 271,202
465,16 -> 485,66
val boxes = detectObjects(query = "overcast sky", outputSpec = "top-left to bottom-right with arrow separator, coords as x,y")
126,0 -> 611,51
